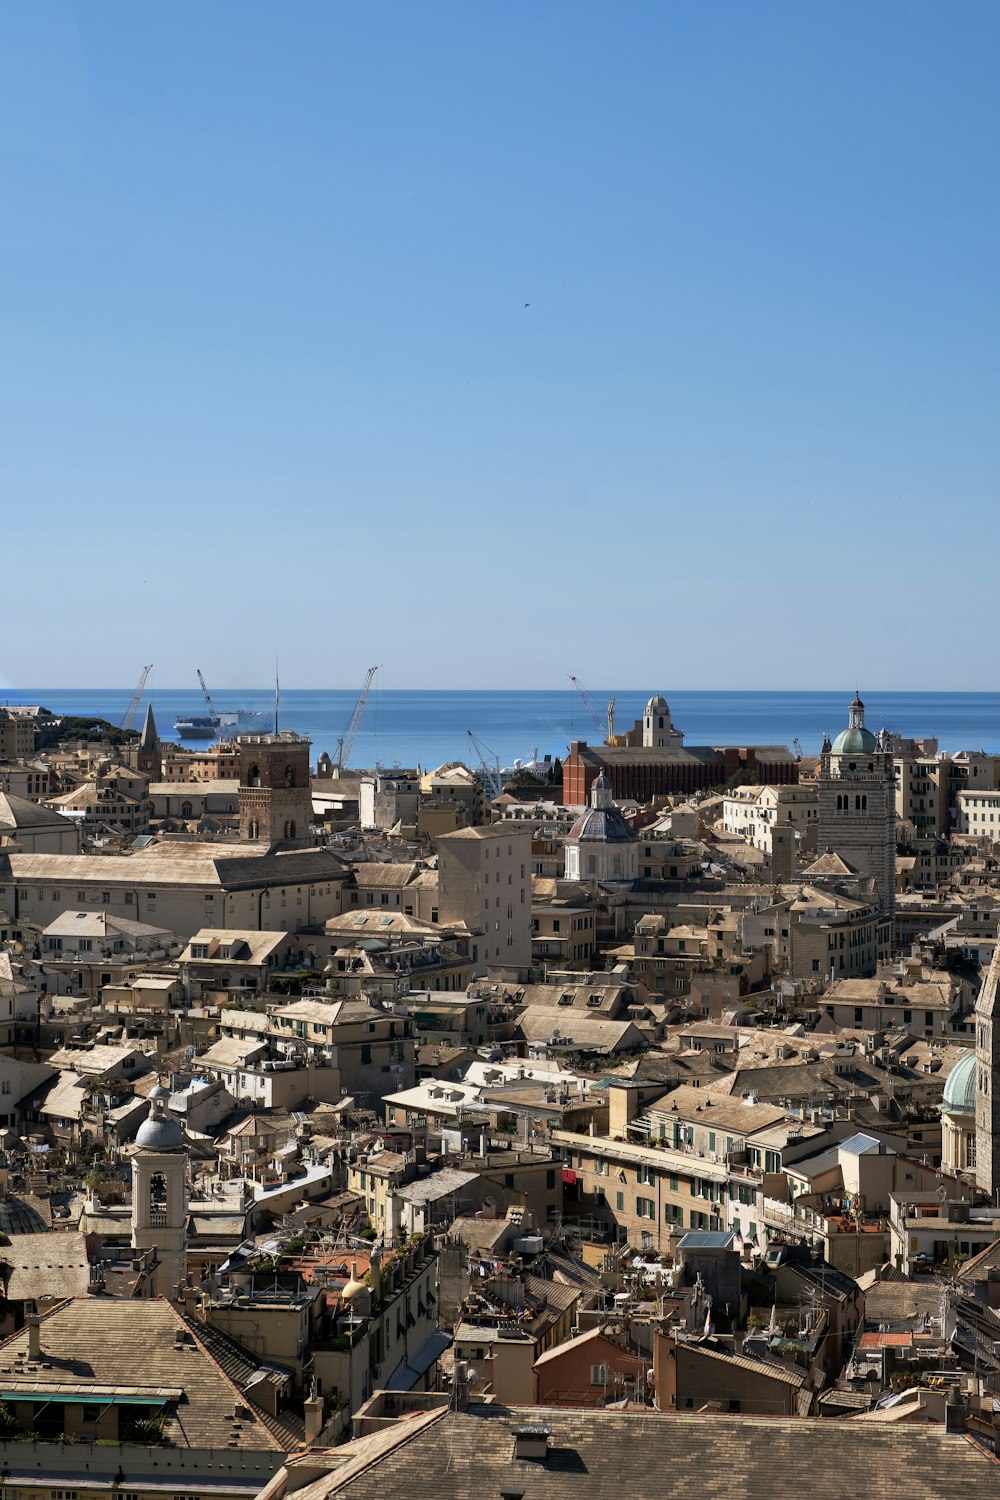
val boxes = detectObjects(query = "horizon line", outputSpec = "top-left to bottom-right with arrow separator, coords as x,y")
3,686 -> 999,698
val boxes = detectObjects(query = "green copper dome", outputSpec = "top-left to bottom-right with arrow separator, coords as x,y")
940,1051 -> 976,1116
831,725 -> 878,755
830,693 -> 878,756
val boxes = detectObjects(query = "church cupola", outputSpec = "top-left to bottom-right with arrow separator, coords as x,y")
591,771 -> 613,809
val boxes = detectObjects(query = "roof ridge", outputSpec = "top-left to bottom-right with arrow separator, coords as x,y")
166,1298 -> 283,1452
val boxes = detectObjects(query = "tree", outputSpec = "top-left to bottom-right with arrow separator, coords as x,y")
503,769 -> 546,792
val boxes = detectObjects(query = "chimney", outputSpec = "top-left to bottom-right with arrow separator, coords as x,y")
303,1392 -> 325,1445
945,1389 -> 966,1432
512,1425 -> 551,1462
26,1313 -> 41,1360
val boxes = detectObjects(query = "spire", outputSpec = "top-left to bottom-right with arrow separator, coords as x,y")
139,702 -> 159,749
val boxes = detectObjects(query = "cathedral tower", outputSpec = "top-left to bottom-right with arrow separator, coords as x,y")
817,694 -> 896,923
238,732 -> 312,844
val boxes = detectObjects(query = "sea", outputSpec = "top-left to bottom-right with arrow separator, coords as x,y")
5,688 -> 1000,773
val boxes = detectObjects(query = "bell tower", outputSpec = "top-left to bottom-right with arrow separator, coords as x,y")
975,938 -> 1000,1201
238,732 -> 313,844
135,703 -> 163,783
131,1084 -> 187,1296
817,693 -> 896,924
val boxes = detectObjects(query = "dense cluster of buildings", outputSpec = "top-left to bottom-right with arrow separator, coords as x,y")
1,691 -> 1000,1497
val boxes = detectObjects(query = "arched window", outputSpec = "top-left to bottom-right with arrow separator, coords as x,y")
861,795 -> 867,810
658,717 -> 664,729
248,818 -> 260,839
288,820 -> 296,839
855,795 -> 862,811
181,800 -> 193,818
248,765 -> 261,788
150,1171 -> 167,1217
284,765 -> 295,787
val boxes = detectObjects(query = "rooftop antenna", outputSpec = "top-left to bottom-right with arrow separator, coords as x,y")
274,656 -> 280,736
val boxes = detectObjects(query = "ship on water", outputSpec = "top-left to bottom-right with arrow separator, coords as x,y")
173,670 -> 270,740
173,708 -> 270,740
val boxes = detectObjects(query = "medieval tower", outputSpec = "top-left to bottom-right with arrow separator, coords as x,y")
238,731 -> 313,843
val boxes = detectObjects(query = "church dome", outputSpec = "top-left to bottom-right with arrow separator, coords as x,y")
135,1113 -> 184,1150
0,1194 -> 48,1235
940,1051 -> 976,1116
831,725 -> 878,755
135,1089 -> 184,1151
569,772 -> 635,845
568,806 -> 636,844
645,695 -> 669,715
831,692 -> 878,756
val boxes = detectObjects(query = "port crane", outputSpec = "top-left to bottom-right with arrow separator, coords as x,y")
569,673 -> 620,747
196,669 -> 221,730
336,666 -> 379,770
467,730 -> 504,802
121,665 -> 153,733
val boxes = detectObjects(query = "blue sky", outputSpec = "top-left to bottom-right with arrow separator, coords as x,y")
2,2 -> 998,692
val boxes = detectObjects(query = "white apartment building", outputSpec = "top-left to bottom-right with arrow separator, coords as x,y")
722,784 -> 818,853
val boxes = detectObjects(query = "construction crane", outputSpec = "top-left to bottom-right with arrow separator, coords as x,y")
196,668 -> 220,729
467,730 -> 504,802
570,673 -> 620,747
121,665 -> 153,733
336,665 -> 379,770
568,674 -> 605,738
793,737 -> 803,759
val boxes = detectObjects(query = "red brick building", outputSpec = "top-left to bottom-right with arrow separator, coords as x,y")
563,741 -> 797,807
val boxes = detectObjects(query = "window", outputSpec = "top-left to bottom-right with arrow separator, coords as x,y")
615,1191 -> 624,1211
590,1362 -> 609,1385
636,1196 -> 655,1219
637,1164 -> 654,1185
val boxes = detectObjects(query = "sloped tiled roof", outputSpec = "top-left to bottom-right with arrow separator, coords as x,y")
0,1298 -> 280,1451
285,1402 -> 1000,1499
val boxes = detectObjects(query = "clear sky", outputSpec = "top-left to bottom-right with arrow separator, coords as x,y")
2,2 -> 998,692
